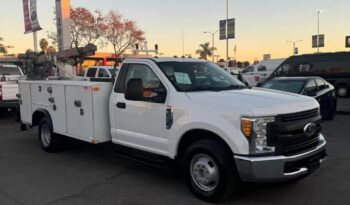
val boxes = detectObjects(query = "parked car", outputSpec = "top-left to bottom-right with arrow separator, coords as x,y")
19,58 -> 326,202
238,59 -> 285,87
84,66 -> 119,81
268,52 -> 350,98
260,77 -> 337,120
0,64 -> 24,109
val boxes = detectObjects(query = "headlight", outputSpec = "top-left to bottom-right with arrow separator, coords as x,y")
241,116 -> 275,154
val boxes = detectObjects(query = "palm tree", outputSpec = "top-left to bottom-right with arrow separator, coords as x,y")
0,37 -> 5,54
195,42 -> 216,60
39,38 -> 49,54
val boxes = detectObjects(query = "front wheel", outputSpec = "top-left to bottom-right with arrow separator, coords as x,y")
39,118 -> 63,152
183,140 -> 238,202
336,85 -> 349,98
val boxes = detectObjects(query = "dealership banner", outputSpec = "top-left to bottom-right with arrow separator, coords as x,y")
23,0 -> 42,33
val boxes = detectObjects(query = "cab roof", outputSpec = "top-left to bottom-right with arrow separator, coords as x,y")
124,57 -> 207,63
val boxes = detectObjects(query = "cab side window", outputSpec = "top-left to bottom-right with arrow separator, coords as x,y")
258,66 -> 267,72
124,64 -> 166,103
298,64 -> 313,72
242,66 -> 254,74
98,69 -> 110,78
316,79 -> 327,91
274,64 -> 290,76
304,80 -> 318,95
86,68 -> 97,78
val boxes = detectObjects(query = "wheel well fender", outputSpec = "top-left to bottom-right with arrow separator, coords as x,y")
334,81 -> 350,88
176,129 -> 233,159
32,109 -> 52,127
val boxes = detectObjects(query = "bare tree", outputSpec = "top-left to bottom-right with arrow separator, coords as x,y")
103,10 -> 145,66
48,7 -> 106,49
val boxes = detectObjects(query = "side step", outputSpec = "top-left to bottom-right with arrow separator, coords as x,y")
112,144 -> 170,169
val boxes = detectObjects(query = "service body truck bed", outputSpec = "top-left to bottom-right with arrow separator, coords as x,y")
20,80 -> 112,144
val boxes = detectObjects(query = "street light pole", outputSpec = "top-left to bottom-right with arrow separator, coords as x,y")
317,10 -> 323,53
286,40 -> 302,55
226,0 -> 229,71
204,30 -> 219,62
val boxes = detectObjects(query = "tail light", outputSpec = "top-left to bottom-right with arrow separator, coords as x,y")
254,76 -> 260,82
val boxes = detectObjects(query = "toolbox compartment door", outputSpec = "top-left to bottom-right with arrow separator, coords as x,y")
50,85 -> 67,133
66,85 -> 94,141
19,83 -> 32,124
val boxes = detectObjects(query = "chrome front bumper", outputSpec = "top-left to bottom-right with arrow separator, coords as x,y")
234,134 -> 326,182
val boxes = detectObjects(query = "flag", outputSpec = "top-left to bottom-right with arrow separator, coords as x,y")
23,0 -> 42,33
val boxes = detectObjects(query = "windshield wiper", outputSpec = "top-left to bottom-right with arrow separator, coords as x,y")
221,85 -> 247,90
185,85 -> 247,92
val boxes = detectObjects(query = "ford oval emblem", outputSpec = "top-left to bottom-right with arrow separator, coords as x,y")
304,123 -> 317,137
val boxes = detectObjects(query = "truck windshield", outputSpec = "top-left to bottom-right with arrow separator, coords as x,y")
261,80 -> 306,94
157,61 -> 245,92
0,66 -> 21,75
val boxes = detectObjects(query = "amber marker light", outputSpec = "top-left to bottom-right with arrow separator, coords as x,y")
241,118 -> 252,138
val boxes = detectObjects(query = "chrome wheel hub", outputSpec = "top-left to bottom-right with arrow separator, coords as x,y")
190,154 -> 219,192
337,88 -> 347,97
41,124 -> 51,147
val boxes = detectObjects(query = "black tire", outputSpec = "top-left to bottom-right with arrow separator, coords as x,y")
38,118 -> 63,152
322,100 -> 336,121
336,84 -> 349,98
20,123 -> 27,131
183,140 -> 238,202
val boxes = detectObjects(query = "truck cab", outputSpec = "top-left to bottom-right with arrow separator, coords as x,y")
239,59 -> 285,87
19,58 -> 326,202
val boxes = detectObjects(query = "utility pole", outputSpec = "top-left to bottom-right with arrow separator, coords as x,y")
33,32 -> 38,52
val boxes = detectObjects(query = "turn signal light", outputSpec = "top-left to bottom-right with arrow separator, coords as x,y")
242,118 -> 252,138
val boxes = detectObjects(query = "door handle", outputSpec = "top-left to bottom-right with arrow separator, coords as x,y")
74,100 -> 82,107
116,102 -> 126,109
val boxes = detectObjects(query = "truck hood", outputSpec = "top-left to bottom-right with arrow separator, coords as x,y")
185,88 -> 319,116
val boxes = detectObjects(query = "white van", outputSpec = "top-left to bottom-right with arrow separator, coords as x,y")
239,59 -> 285,87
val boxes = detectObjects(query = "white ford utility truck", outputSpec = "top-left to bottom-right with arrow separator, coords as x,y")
19,58 -> 326,202
0,64 -> 24,109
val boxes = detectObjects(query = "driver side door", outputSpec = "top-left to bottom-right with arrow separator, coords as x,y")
110,63 -> 170,156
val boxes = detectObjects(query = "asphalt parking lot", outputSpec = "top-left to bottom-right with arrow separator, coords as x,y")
0,101 -> 349,205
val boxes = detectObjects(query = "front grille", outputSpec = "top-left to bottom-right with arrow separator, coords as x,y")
278,108 -> 319,123
268,109 -> 322,156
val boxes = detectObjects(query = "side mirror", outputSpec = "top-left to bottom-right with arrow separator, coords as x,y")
306,90 -> 317,97
125,78 -> 144,101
